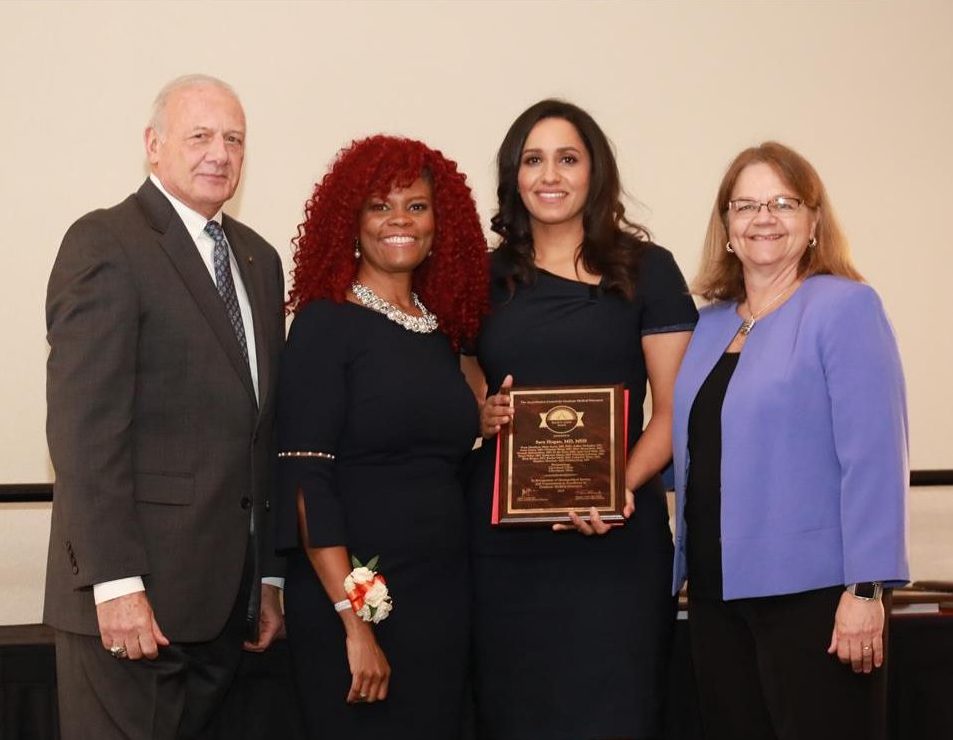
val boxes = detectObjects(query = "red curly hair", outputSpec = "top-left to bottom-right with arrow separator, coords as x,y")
288,135 -> 489,350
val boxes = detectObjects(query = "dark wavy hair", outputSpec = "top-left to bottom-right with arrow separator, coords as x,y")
288,135 -> 489,350
491,99 -> 649,298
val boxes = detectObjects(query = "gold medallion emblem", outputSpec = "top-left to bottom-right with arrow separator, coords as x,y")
539,405 -> 584,434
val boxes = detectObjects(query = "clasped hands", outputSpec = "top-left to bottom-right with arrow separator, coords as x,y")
481,374 -> 635,536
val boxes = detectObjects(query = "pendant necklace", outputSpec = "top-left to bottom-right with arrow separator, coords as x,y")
350,281 -> 439,334
738,283 -> 797,336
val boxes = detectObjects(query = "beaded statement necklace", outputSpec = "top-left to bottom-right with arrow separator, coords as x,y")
350,281 -> 438,334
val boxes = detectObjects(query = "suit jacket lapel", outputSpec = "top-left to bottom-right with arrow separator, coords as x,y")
135,180 -> 257,406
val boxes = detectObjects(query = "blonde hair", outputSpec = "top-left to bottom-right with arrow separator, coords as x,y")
693,141 -> 863,302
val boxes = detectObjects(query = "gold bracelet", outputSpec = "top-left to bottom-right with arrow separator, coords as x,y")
277,451 -> 336,460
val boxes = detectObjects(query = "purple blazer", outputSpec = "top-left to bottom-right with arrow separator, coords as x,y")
672,275 -> 910,599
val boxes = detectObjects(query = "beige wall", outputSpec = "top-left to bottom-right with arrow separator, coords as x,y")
1,0 -> 950,624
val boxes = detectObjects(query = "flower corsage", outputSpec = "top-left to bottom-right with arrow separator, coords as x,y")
343,555 -> 393,624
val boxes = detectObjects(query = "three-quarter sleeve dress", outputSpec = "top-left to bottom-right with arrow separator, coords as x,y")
276,299 -> 479,738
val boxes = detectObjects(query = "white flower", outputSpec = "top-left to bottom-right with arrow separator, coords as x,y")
344,566 -> 375,593
342,557 -> 393,624
364,579 -> 389,608
370,598 -> 393,624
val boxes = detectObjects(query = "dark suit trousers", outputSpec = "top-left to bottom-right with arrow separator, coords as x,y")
688,586 -> 889,740
54,551 -> 254,740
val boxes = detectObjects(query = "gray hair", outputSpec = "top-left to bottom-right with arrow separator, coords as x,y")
147,74 -> 242,135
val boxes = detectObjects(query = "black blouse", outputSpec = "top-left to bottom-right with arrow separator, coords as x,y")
685,351 -> 739,600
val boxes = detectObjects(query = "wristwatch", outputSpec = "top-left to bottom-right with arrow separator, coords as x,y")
847,582 -> 883,601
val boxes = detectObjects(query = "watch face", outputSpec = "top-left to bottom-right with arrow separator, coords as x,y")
854,582 -> 879,599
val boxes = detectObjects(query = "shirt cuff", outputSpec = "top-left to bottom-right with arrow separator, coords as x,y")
262,576 -> 285,590
93,576 -> 146,605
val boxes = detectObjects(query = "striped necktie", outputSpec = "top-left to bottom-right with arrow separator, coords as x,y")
204,220 -> 248,364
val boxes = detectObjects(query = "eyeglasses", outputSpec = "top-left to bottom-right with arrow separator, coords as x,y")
726,196 -> 804,217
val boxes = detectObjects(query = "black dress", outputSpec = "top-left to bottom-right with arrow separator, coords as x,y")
275,299 -> 479,739
467,246 -> 698,739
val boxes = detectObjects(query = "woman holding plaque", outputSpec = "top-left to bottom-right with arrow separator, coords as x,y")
276,135 -> 488,738
672,142 -> 908,740
462,100 -> 697,739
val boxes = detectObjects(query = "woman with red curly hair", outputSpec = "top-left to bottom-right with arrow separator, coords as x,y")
275,135 -> 488,739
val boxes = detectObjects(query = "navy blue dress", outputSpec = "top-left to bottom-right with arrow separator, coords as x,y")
467,245 -> 697,739
275,300 -> 479,739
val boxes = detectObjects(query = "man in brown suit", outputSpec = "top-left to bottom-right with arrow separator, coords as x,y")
45,74 -> 285,739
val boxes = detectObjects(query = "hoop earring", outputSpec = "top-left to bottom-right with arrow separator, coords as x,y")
354,238 -> 361,259
725,241 -> 735,254
807,237 -> 817,249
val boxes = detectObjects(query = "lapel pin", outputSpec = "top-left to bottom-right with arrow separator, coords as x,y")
247,256 -> 254,264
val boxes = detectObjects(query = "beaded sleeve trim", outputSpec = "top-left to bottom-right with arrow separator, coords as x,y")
277,451 -> 336,460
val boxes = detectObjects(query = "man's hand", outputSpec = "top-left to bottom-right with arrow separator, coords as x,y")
243,583 -> 284,652
97,591 -> 169,660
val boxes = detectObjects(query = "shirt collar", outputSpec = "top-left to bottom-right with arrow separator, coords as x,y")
149,173 -> 225,241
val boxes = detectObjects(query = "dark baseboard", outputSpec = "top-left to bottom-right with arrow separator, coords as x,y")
0,623 -> 54,646
910,470 -> 953,486
0,483 -> 53,503
2,470 -> 952,504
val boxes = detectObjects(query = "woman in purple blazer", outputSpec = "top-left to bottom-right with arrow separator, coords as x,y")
672,142 -> 908,740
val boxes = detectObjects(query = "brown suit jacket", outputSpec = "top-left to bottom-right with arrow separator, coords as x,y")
44,178 -> 285,641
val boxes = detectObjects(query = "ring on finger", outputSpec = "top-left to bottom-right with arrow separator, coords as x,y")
109,644 -> 127,659
862,644 -> 872,652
